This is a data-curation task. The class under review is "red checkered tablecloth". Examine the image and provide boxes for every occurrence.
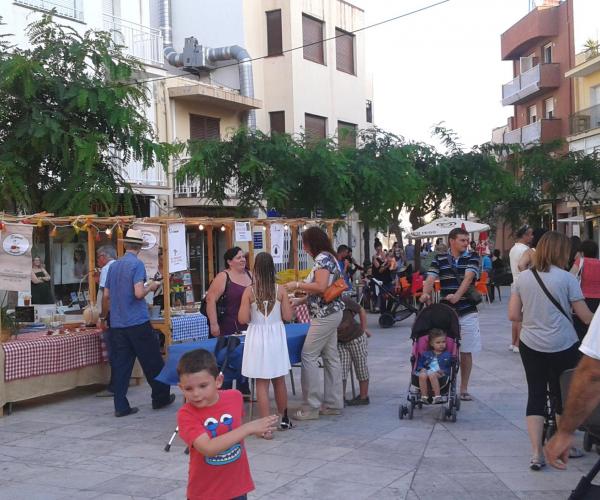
[2,329,106,382]
[294,304,311,324]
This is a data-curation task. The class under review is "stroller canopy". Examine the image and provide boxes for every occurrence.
[411,303,460,341]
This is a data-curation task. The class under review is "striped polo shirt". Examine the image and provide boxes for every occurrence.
[427,251,480,316]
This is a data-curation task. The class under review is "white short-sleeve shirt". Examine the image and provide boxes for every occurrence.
[581,309,600,360]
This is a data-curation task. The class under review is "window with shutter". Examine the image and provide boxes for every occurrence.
[335,28,355,75]
[305,113,327,142]
[337,121,357,148]
[269,111,285,134]
[303,14,325,65]
[190,114,221,140]
[266,10,283,56]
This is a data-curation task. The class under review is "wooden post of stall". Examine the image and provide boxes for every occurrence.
[291,224,299,281]
[247,225,254,270]
[265,222,271,257]
[116,222,124,257]
[327,221,334,242]
[225,223,233,249]
[161,224,172,346]
[207,226,215,282]
[87,225,97,306]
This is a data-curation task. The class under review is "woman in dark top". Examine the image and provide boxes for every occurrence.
[372,238,392,312]
[31,256,53,304]
[205,247,253,337]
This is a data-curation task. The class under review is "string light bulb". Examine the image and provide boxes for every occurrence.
[283,224,289,231]
[220,225,226,232]
[303,224,308,230]
[198,224,204,231]
[105,228,112,237]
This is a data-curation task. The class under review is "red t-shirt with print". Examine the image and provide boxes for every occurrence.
[177,389,254,500]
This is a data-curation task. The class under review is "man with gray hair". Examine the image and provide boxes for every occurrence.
[103,229,174,417]
[96,245,117,397]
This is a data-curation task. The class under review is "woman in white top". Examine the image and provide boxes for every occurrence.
[509,231,594,471]
[239,252,293,438]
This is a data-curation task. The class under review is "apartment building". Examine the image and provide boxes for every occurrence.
[497,0,574,147]
[2,0,171,215]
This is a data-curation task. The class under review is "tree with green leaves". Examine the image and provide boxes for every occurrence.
[0,15,178,215]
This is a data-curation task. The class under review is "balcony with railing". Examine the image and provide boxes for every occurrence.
[119,158,167,188]
[15,0,83,21]
[502,118,562,146]
[570,104,600,136]
[502,63,560,106]
[103,14,162,66]
[174,159,239,205]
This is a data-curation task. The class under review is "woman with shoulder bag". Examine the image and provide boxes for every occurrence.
[285,227,345,420]
[205,247,253,338]
[509,232,594,471]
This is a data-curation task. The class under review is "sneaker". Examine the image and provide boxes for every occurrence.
[529,456,546,471]
[115,407,139,418]
[319,407,342,416]
[152,394,176,410]
[420,396,430,405]
[279,415,293,430]
[95,389,114,398]
[291,407,320,421]
[512,346,520,353]
[345,396,370,406]
[432,396,443,404]
[508,344,515,351]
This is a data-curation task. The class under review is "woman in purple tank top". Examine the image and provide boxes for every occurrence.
[205,247,253,337]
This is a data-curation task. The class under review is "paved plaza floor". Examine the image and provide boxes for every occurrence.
[0,296,598,499]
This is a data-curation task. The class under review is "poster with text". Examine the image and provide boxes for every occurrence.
[0,223,33,292]
[133,223,161,279]
[167,223,188,273]
[270,224,284,264]
[235,221,252,242]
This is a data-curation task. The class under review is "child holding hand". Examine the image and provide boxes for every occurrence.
[177,349,278,500]
[415,329,452,404]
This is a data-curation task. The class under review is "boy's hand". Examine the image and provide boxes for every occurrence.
[246,415,279,436]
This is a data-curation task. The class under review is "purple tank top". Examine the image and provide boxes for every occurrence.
[218,274,249,335]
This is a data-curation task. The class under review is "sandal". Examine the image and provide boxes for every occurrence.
[569,447,584,458]
[529,456,546,471]
[279,414,294,431]
[460,393,473,401]
[432,396,443,405]
[420,396,429,405]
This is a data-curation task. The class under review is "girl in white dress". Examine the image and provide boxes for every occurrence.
[239,253,293,438]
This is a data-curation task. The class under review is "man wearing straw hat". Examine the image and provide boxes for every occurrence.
[103,229,175,417]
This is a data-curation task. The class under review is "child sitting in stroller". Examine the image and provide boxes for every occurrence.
[415,329,453,405]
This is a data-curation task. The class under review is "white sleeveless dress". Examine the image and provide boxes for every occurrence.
[241,288,291,379]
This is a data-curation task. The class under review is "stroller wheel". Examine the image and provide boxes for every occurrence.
[378,313,395,328]
[399,405,406,420]
[408,403,414,420]
[450,407,457,423]
[455,395,461,411]
[584,431,593,452]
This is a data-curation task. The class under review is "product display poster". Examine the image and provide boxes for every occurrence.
[0,223,33,292]
[167,222,188,273]
[235,221,252,242]
[270,224,284,264]
[133,223,161,279]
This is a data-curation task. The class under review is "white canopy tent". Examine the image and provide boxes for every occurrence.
[407,217,490,239]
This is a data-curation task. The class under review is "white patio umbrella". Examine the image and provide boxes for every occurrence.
[407,217,490,239]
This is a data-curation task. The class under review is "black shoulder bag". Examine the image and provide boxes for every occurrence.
[530,268,571,322]
[200,271,231,324]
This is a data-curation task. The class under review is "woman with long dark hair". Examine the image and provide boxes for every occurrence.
[509,231,594,471]
[285,227,344,420]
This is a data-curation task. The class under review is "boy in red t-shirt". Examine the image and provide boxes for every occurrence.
[177,349,278,500]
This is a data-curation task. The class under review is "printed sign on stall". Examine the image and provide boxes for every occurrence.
[270,224,284,264]
[0,223,33,292]
[235,221,252,242]
[167,223,188,273]
[133,223,161,279]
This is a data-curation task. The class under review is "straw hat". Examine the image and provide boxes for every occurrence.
[121,229,144,245]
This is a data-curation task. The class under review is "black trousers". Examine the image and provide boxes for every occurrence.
[519,340,580,416]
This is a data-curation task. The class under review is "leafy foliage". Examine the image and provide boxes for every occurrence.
[0,15,179,215]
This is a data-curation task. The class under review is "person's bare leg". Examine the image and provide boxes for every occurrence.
[271,376,288,415]
[512,321,521,347]
[428,373,441,396]
[418,372,428,398]
[255,379,270,418]
[527,415,545,459]
[358,380,369,399]
[460,352,472,394]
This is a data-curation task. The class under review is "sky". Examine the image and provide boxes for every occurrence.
[354,0,600,149]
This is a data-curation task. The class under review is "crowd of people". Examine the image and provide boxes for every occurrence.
[95,222,600,498]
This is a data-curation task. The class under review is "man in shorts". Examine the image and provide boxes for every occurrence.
[508,225,534,352]
[421,227,481,402]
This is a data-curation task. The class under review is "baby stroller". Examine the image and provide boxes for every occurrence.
[560,369,600,499]
[399,303,461,422]
[369,277,418,328]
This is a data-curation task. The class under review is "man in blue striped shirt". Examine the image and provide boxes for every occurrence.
[420,227,482,401]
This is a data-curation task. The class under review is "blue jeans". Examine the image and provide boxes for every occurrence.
[110,321,170,413]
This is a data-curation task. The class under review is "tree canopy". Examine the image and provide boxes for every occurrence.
[0,15,178,215]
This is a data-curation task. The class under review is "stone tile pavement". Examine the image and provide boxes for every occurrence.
[0,297,598,499]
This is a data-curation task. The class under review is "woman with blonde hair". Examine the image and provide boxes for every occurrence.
[509,231,594,471]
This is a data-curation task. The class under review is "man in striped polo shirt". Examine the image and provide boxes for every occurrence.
[420,227,481,401]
